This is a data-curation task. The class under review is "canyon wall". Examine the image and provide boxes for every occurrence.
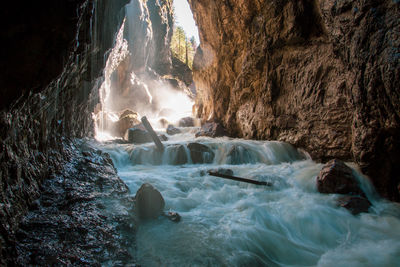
[189,0,400,201]
[0,0,130,263]
[1,0,177,263]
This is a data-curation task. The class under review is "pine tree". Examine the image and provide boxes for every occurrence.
[171,26,196,69]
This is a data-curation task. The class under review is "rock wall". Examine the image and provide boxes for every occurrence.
[105,0,176,113]
[0,0,129,264]
[189,0,400,201]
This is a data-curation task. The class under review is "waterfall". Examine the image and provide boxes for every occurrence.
[93,0,193,142]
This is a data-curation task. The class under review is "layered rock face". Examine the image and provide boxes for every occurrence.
[0,0,130,264]
[189,0,400,201]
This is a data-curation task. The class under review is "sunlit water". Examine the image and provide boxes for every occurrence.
[99,128,400,266]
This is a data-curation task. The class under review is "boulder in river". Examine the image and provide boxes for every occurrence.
[167,124,181,135]
[178,117,194,127]
[227,145,255,165]
[135,183,165,220]
[125,128,152,144]
[115,109,140,137]
[169,144,188,165]
[187,142,215,164]
[337,195,371,215]
[316,159,365,196]
[195,122,226,138]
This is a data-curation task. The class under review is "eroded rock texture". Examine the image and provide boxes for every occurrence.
[189,0,400,201]
[14,140,135,266]
[0,0,130,264]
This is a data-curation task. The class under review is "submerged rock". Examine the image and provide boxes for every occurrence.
[164,211,181,223]
[169,144,188,165]
[316,159,364,196]
[167,124,181,135]
[187,142,215,164]
[178,117,194,127]
[195,122,226,138]
[135,183,165,220]
[337,195,371,215]
[227,145,255,165]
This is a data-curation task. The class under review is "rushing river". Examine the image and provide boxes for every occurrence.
[99,127,400,266]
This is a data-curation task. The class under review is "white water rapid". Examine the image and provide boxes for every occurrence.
[99,128,400,266]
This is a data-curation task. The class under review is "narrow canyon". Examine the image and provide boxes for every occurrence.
[0,0,399,265]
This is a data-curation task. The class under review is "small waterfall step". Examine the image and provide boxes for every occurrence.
[124,138,308,166]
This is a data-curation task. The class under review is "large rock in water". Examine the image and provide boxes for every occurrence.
[195,122,226,138]
[337,195,371,215]
[188,0,400,202]
[317,159,371,214]
[187,142,215,164]
[125,128,152,143]
[115,110,140,138]
[178,117,195,127]
[169,144,188,165]
[167,124,181,135]
[316,159,364,195]
[135,183,165,220]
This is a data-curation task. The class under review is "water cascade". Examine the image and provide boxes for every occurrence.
[94,0,194,141]
[98,128,400,266]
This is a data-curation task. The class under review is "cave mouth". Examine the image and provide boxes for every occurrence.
[94,0,198,141]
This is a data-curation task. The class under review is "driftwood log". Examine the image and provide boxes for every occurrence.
[141,116,164,152]
[207,171,271,186]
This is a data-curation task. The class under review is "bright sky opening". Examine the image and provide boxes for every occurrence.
[173,0,200,44]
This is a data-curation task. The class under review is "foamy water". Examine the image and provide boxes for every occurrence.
[99,128,400,266]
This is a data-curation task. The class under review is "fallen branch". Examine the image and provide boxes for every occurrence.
[141,116,164,152]
[207,171,272,186]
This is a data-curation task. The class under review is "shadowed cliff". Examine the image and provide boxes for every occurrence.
[189,0,400,201]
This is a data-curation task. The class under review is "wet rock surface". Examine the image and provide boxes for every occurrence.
[116,110,141,137]
[135,183,165,220]
[189,0,400,201]
[178,117,195,127]
[337,195,371,215]
[227,145,256,165]
[317,159,371,215]
[167,124,182,135]
[0,1,130,264]
[317,159,364,196]
[126,128,153,144]
[13,140,135,266]
[195,122,227,138]
[187,143,215,164]
[170,144,188,165]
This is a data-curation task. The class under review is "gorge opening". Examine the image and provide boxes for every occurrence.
[1,0,399,266]
[94,0,198,142]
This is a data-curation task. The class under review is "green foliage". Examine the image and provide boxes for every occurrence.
[171,26,196,69]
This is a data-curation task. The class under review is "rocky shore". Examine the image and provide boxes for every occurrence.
[13,140,136,266]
